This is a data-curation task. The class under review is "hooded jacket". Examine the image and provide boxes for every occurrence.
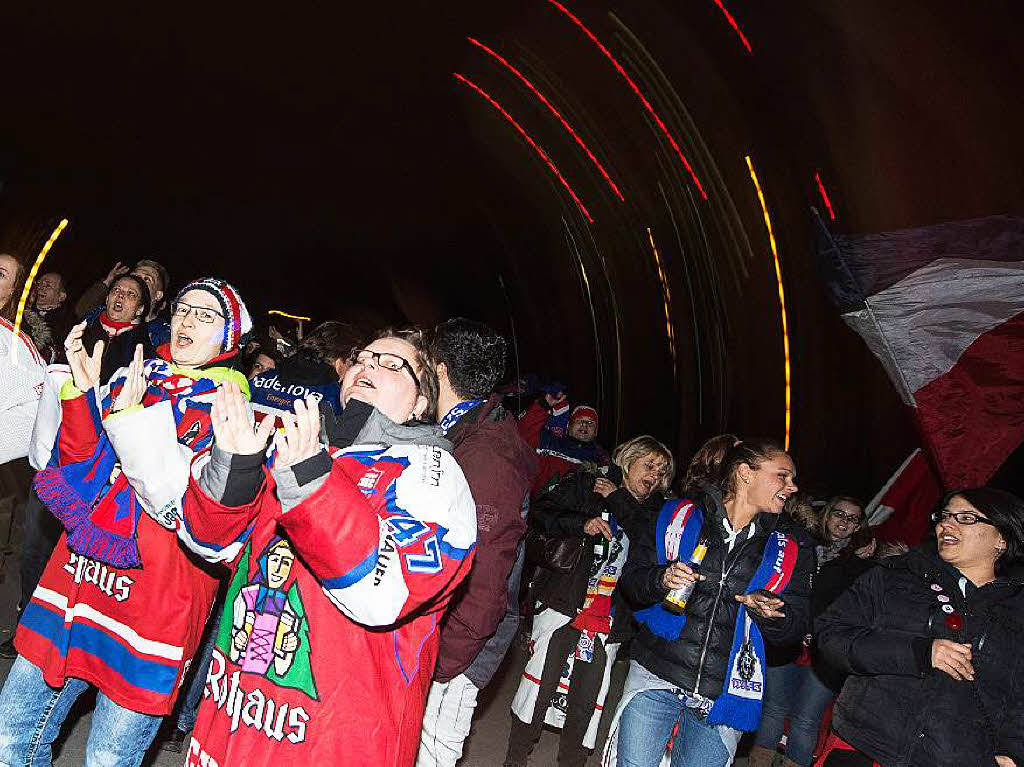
[816,547,1024,767]
[433,394,538,683]
[620,484,813,699]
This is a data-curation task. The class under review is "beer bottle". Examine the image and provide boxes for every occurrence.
[662,538,709,614]
[594,510,611,560]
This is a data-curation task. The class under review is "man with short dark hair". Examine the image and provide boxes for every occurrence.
[25,272,73,362]
[417,318,537,767]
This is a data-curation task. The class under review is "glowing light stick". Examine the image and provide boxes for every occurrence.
[11,218,69,365]
[268,310,312,322]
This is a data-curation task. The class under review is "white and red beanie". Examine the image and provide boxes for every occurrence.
[569,405,598,427]
[174,278,252,354]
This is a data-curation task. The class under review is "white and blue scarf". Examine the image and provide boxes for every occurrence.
[439,399,485,435]
[634,498,800,731]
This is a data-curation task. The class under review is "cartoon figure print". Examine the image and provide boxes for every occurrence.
[229,537,302,676]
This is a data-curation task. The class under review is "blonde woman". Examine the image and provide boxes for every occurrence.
[506,436,674,767]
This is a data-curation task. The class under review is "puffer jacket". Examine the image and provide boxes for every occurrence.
[620,484,813,700]
[531,465,664,643]
[815,547,1024,767]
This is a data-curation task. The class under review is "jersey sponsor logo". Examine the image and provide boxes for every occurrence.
[357,468,383,496]
[425,446,443,487]
[63,552,134,602]
[205,647,310,745]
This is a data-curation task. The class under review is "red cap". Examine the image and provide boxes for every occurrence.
[569,405,598,426]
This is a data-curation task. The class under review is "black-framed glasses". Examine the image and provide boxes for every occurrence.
[931,510,997,527]
[172,301,224,324]
[829,508,863,524]
[349,348,420,390]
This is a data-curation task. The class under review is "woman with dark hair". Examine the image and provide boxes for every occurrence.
[79,273,156,385]
[505,435,674,767]
[814,487,1024,767]
[607,436,814,767]
[173,326,477,767]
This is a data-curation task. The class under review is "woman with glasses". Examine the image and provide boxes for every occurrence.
[0,278,253,767]
[505,435,674,767]
[751,495,871,767]
[170,327,476,767]
[814,487,1024,767]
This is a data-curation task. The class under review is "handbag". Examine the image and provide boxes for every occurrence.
[525,527,586,574]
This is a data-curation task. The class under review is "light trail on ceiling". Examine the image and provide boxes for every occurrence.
[646,227,677,370]
[815,172,837,220]
[543,0,708,200]
[746,155,791,451]
[468,37,625,202]
[453,72,594,223]
[710,0,752,53]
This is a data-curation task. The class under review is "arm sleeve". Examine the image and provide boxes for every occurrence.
[0,334,44,462]
[531,473,599,536]
[55,382,103,464]
[756,538,814,646]
[517,400,547,450]
[620,523,670,608]
[815,566,928,677]
[278,445,477,628]
[434,449,528,682]
[996,670,1024,766]
[175,449,269,564]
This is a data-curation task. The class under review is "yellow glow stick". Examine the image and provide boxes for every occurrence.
[11,218,69,365]
[268,309,312,322]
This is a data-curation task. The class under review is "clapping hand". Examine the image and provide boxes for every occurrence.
[111,345,147,412]
[274,394,324,469]
[65,321,104,392]
[211,381,275,456]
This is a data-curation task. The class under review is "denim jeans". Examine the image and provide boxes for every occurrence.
[0,655,161,767]
[18,487,62,615]
[754,663,835,766]
[173,599,224,734]
[616,687,737,767]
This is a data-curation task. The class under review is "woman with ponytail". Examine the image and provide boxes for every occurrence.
[607,436,814,767]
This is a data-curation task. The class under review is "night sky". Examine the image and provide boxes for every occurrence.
[2,2,1022,497]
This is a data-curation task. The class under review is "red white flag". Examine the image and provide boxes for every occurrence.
[866,449,943,544]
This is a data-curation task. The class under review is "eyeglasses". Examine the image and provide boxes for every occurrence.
[172,301,224,324]
[829,509,863,524]
[349,348,420,390]
[931,510,997,527]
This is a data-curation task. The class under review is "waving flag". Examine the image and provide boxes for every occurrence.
[814,212,1024,489]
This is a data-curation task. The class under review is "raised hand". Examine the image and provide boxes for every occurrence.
[111,345,147,412]
[65,321,104,391]
[104,261,130,286]
[274,394,323,469]
[211,381,274,456]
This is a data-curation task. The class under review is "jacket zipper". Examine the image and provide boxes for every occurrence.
[693,536,752,694]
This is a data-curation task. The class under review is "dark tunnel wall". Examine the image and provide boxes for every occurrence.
[1,2,1021,499]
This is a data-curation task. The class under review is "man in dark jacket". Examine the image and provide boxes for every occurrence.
[416,319,538,767]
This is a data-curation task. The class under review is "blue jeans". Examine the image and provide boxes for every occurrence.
[0,656,161,767]
[754,663,835,766]
[616,688,734,767]
[173,600,224,733]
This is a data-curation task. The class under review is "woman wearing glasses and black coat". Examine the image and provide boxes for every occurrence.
[814,487,1024,767]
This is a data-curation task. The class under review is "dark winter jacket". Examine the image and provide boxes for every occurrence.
[434,395,538,683]
[815,547,1024,767]
[621,485,813,700]
[82,315,155,385]
[531,465,665,643]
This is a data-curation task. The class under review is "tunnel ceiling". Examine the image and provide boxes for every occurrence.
[1,1,1021,497]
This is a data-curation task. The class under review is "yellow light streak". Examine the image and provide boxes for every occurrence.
[745,156,791,451]
[11,218,69,365]
[646,227,677,366]
[268,310,311,322]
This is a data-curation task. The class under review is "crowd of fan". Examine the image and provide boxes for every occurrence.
[0,254,1021,767]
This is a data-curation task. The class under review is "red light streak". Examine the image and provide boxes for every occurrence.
[543,0,707,200]
[710,0,752,54]
[453,72,594,223]
[814,172,837,221]
[468,38,625,203]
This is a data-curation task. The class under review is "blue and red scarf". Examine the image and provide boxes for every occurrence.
[34,358,245,568]
[634,498,799,731]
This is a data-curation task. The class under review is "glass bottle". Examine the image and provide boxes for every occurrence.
[663,538,709,614]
